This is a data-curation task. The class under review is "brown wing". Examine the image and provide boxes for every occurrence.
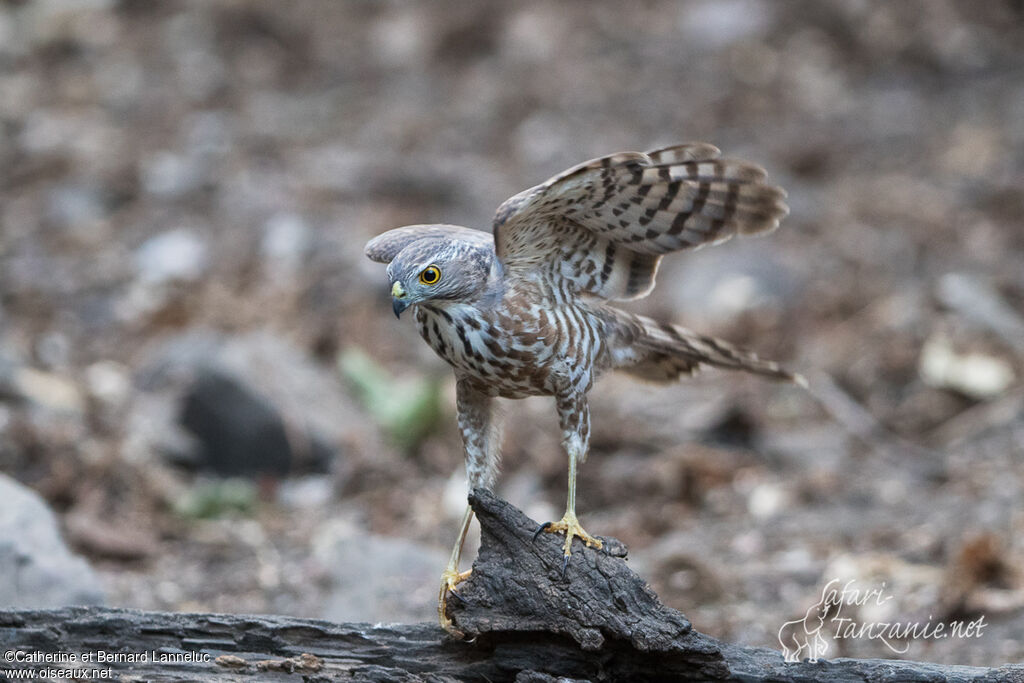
[492,143,788,300]
[364,224,493,264]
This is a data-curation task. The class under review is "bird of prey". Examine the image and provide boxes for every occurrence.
[364,143,798,633]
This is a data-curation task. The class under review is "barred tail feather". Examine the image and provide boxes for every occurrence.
[603,309,800,383]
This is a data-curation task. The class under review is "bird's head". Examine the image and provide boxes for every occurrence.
[385,236,491,318]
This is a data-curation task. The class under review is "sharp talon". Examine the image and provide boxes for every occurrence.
[438,568,472,636]
[533,512,603,571]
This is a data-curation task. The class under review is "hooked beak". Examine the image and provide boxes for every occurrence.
[391,281,410,318]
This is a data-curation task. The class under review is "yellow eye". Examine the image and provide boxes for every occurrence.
[419,265,441,285]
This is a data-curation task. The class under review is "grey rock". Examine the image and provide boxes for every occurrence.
[134,228,209,285]
[178,368,293,477]
[139,152,207,199]
[277,475,334,510]
[261,212,311,275]
[0,473,105,608]
[45,183,109,242]
[182,110,233,160]
[178,367,332,477]
[34,331,71,371]
[6,0,115,52]
[135,331,366,476]
[162,11,226,103]
[8,367,85,415]
[312,518,446,623]
[677,0,771,49]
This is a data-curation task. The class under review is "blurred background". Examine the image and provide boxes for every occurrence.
[1,0,1022,666]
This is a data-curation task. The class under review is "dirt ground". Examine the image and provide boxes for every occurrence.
[1,0,1022,668]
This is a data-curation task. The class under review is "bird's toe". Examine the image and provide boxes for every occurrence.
[438,568,472,636]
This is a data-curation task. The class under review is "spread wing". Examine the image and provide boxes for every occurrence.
[364,224,493,264]
[492,143,788,300]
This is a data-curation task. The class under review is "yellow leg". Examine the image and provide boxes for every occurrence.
[438,505,474,635]
[537,450,603,559]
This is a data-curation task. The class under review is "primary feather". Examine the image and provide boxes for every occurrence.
[492,143,788,301]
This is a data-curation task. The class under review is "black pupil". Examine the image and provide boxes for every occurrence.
[424,269,437,282]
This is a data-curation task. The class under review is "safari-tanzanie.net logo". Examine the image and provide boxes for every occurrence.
[778,578,987,662]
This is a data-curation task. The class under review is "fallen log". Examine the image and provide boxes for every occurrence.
[0,489,1020,682]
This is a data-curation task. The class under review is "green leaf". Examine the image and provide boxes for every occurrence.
[339,347,445,451]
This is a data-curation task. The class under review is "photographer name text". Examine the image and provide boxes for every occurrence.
[5,650,211,665]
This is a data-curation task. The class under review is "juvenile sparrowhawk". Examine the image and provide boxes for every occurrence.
[364,143,799,633]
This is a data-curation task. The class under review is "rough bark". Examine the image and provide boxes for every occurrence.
[1,489,1020,682]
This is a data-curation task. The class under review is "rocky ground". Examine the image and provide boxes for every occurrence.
[1,0,1022,667]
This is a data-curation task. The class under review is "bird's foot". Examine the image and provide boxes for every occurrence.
[533,511,603,568]
[437,567,472,636]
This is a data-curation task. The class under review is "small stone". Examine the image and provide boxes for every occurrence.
[261,212,311,275]
[278,476,334,510]
[179,369,294,478]
[183,110,232,158]
[919,336,1015,400]
[215,655,248,669]
[163,11,226,103]
[677,0,770,49]
[64,511,156,561]
[35,331,71,370]
[370,10,429,67]
[12,0,116,49]
[13,367,85,415]
[747,481,791,519]
[0,473,105,608]
[45,184,109,243]
[85,360,131,407]
[134,228,209,284]
[312,519,447,623]
[136,331,359,478]
[139,152,205,198]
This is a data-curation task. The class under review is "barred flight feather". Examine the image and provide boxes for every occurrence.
[494,143,788,301]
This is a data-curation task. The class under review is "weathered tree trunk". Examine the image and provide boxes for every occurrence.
[1,489,1020,682]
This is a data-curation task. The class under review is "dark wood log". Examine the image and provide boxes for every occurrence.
[1,489,1020,682]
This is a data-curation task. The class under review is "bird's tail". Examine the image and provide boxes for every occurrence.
[601,308,802,384]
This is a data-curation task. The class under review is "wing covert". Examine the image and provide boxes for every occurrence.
[492,143,788,300]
